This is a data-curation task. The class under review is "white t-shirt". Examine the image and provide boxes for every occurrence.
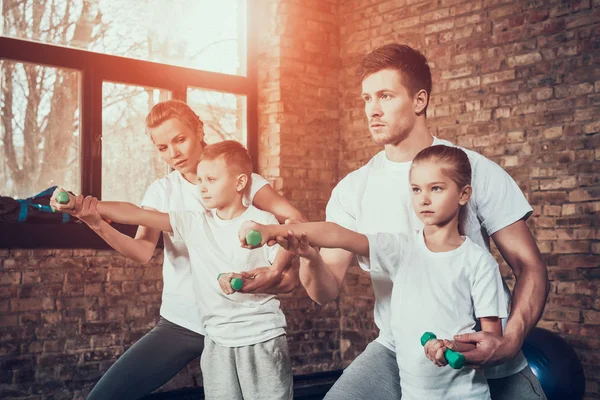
[361,231,507,399]
[168,205,286,347]
[326,136,532,379]
[141,171,269,335]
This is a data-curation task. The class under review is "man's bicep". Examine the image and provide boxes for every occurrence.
[320,247,356,286]
[491,220,544,277]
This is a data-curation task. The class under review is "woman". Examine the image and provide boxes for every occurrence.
[69,100,303,400]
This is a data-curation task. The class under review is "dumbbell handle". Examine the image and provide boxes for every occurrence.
[217,274,244,291]
[420,332,465,369]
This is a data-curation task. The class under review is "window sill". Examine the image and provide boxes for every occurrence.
[0,222,163,249]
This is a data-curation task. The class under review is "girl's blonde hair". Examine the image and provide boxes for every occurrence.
[145,100,207,147]
[411,145,472,235]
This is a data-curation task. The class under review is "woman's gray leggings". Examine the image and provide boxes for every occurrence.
[87,317,204,400]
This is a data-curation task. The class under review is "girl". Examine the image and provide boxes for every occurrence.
[67,100,303,400]
[240,145,507,400]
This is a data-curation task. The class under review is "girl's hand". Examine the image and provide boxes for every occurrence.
[424,338,456,367]
[277,231,320,261]
[238,220,269,248]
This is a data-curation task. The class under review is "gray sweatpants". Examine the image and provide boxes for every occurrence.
[201,334,293,400]
[87,317,204,400]
[324,341,547,400]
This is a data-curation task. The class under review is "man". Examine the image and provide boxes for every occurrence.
[287,44,548,399]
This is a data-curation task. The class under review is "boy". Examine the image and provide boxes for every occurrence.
[52,141,293,400]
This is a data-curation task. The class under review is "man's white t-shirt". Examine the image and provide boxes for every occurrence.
[326,137,532,379]
[141,171,268,335]
[168,206,286,347]
[361,231,507,399]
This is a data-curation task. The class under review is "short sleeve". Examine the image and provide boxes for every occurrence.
[325,176,358,230]
[469,153,533,236]
[141,179,166,210]
[248,173,270,204]
[470,251,508,319]
[360,232,411,280]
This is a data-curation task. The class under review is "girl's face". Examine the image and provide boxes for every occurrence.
[149,118,205,176]
[410,161,470,228]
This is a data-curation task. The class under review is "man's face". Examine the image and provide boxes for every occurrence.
[196,157,240,209]
[361,69,418,145]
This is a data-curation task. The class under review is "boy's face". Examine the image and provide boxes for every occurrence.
[196,157,243,209]
[409,162,469,228]
[149,118,204,176]
[361,69,418,146]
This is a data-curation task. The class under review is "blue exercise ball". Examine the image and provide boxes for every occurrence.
[522,327,585,400]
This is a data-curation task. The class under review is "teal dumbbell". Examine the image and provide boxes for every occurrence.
[420,332,465,369]
[245,230,262,247]
[217,273,244,291]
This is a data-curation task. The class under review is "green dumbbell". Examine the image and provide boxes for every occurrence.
[245,230,262,247]
[56,190,70,204]
[420,332,465,369]
[217,273,244,291]
[51,190,70,213]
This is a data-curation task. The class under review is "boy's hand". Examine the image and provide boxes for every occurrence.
[424,338,456,367]
[238,220,269,248]
[217,272,244,295]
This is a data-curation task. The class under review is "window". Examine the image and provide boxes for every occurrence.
[0,0,257,248]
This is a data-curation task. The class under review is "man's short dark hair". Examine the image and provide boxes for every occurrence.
[358,43,432,114]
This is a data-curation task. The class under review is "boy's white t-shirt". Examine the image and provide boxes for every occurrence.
[141,171,268,335]
[361,231,507,399]
[168,205,286,347]
[326,137,532,379]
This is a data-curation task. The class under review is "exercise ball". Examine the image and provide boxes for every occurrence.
[522,327,585,400]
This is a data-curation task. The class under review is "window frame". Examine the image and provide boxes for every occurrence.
[0,5,258,249]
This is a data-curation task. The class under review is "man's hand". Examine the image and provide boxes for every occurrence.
[453,331,519,367]
[238,265,297,295]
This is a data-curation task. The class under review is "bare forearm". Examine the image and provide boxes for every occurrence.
[298,253,344,305]
[504,265,548,345]
[90,220,157,264]
[97,201,172,232]
[266,222,368,256]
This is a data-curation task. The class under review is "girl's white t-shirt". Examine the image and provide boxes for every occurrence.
[361,230,507,400]
[141,171,268,335]
[326,137,532,379]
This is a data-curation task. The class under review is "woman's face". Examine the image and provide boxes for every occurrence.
[149,118,205,175]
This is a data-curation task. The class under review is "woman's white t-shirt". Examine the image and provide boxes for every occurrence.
[141,171,268,335]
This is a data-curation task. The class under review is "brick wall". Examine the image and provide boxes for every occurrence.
[256,0,343,374]
[338,0,600,398]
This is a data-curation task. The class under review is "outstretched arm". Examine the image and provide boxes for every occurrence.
[51,189,173,233]
[239,221,369,257]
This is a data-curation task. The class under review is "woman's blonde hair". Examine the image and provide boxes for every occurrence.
[145,100,207,146]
